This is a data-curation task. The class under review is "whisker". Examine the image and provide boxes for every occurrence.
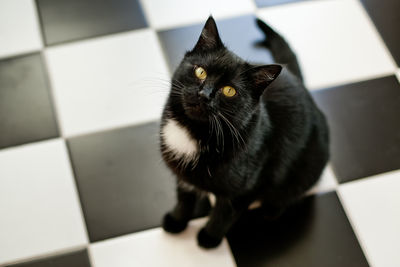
[214,114,225,154]
[218,112,247,153]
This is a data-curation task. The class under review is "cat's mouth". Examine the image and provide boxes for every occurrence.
[183,102,209,121]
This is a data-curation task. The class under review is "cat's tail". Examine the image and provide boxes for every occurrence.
[256,18,303,82]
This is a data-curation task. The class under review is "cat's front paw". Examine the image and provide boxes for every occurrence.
[162,213,188,234]
[197,228,222,249]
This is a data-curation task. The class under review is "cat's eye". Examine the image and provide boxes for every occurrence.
[194,66,207,80]
[222,86,236,97]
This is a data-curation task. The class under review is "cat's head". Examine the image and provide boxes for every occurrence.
[171,16,281,125]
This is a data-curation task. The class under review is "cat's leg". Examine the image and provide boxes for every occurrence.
[163,186,210,233]
[197,197,245,248]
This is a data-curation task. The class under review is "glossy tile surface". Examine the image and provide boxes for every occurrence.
[90,218,236,267]
[361,0,400,66]
[0,53,59,149]
[0,0,42,59]
[68,122,176,242]
[7,249,91,267]
[141,0,255,30]
[339,170,400,267]
[257,0,396,89]
[45,29,169,137]
[0,139,88,265]
[312,76,400,182]
[228,192,369,267]
[37,0,147,45]
[255,0,308,8]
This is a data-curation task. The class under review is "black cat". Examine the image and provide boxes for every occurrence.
[159,16,329,249]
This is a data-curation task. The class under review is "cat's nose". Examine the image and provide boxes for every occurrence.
[198,88,212,100]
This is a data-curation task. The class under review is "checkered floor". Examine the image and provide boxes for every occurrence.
[0,0,399,266]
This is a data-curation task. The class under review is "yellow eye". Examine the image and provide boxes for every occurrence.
[222,86,236,97]
[194,66,207,80]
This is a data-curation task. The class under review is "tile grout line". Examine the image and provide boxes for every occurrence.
[42,27,150,49]
[64,118,161,140]
[0,244,88,267]
[307,72,398,91]
[0,0,43,61]
[153,11,257,32]
[33,0,66,139]
[40,49,65,138]
[335,187,374,267]
[139,0,258,32]
[141,0,259,31]
[33,0,47,48]
[137,0,153,29]
[0,48,42,62]
[354,0,398,72]
[86,245,96,267]
[63,139,92,245]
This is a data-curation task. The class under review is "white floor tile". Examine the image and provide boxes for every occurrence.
[307,165,338,195]
[140,0,256,30]
[0,0,42,59]
[45,29,170,137]
[89,218,236,267]
[0,139,88,265]
[257,0,397,90]
[338,170,400,267]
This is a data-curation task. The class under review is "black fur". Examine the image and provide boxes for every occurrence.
[160,16,329,248]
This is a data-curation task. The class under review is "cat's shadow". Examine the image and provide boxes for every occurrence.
[227,195,316,263]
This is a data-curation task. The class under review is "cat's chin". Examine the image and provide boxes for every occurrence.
[185,110,209,122]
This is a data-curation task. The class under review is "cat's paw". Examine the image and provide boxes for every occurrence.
[197,228,222,249]
[162,213,188,233]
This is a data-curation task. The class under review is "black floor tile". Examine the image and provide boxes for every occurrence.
[67,122,176,242]
[312,76,400,183]
[0,53,59,149]
[36,0,148,45]
[158,15,274,72]
[361,0,400,66]
[228,192,369,267]
[7,249,91,267]
[255,0,308,8]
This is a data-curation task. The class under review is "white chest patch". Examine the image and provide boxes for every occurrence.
[161,119,199,163]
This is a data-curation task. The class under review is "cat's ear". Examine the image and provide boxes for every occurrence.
[192,16,223,51]
[250,64,282,93]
